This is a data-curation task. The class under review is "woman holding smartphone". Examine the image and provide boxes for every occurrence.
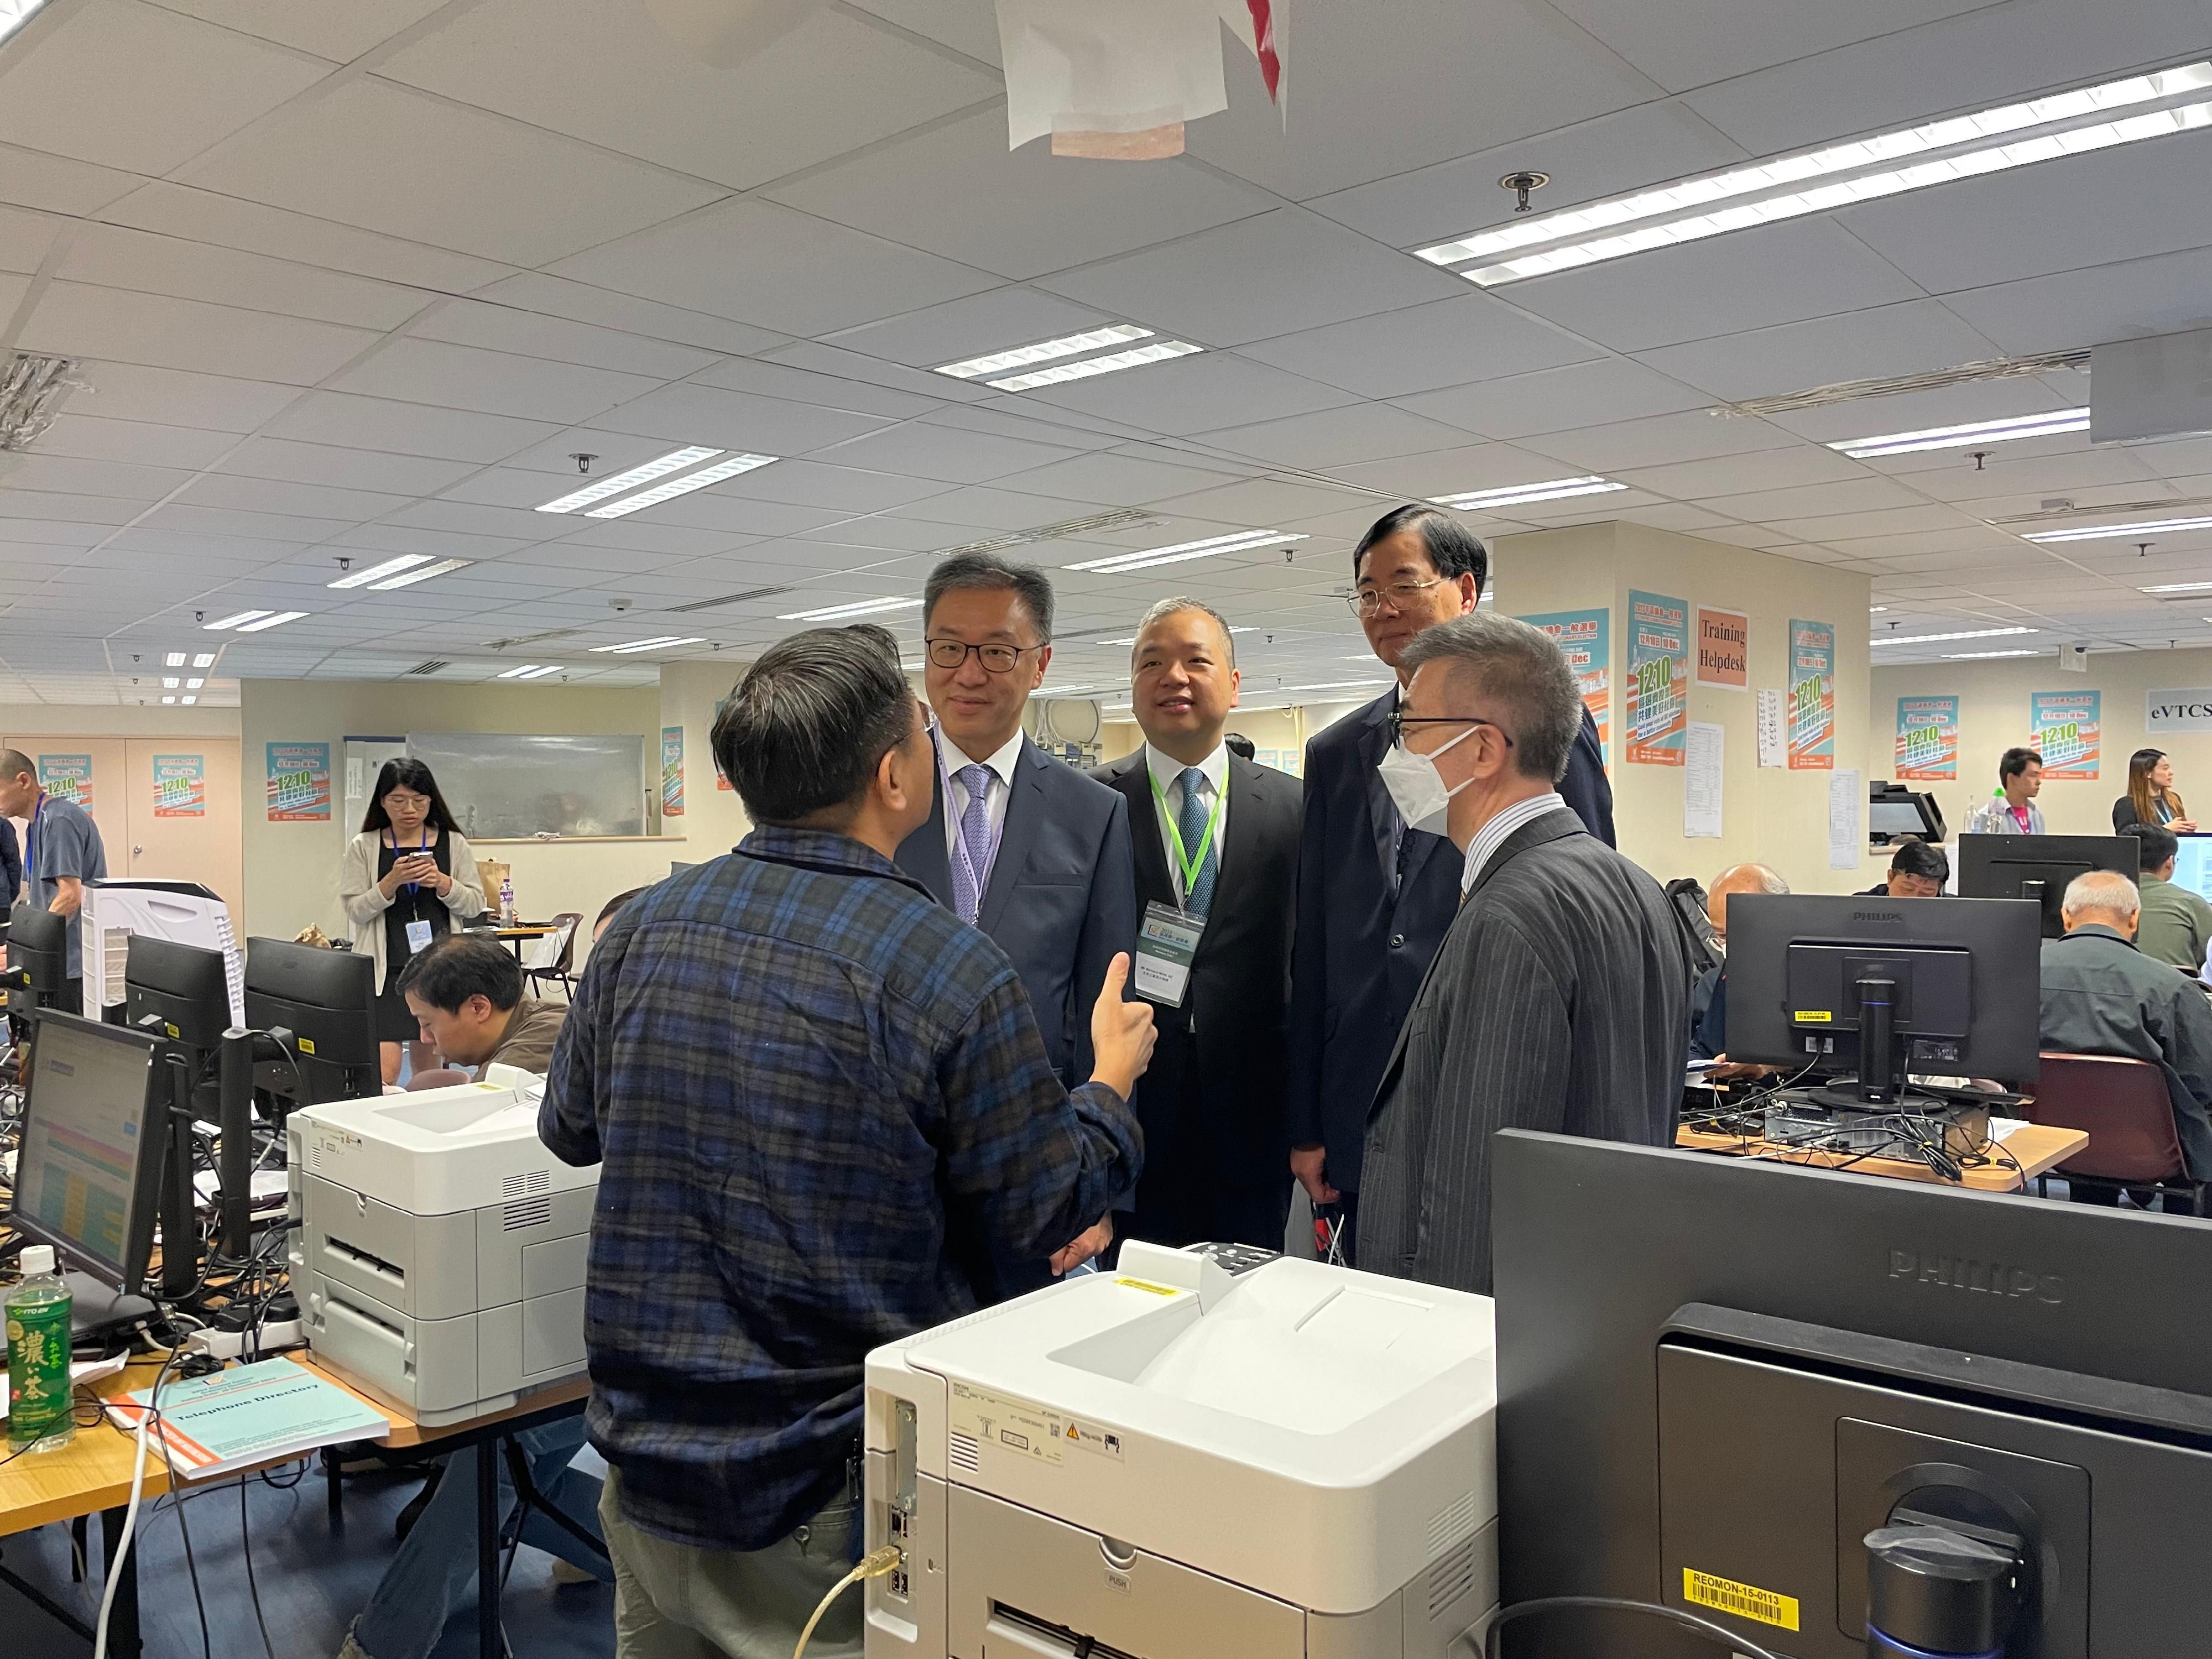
[340,759,487,1084]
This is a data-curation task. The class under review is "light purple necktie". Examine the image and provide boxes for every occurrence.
[951,763,994,924]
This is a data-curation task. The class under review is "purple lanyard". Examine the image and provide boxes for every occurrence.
[936,734,1006,904]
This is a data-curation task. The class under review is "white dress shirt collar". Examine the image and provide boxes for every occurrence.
[1144,741,1227,800]
[1460,791,1568,896]
[946,727,1026,788]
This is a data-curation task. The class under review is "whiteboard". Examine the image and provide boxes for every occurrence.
[344,733,648,839]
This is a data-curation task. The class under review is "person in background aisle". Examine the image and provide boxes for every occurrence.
[1964,747,2044,836]
[1359,614,1688,1295]
[340,759,488,1086]
[1090,599,1301,1251]
[0,811,19,911]
[543,625,1147,1659]
[896,550,1138,1289]
[337,893,648,1659]
[2121,822,2212,975]
[1688,862,1788,1074]
[0,748,107,1014]
[1223,732,1256,760]
[1286,505,1613,1261]
[2116,747,2196,834]
[399,932,568,1074]
[1859,837,1949,898]
[2039,870,2212,1209]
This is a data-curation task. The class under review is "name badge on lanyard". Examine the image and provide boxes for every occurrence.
[1134,901,1203,1006]
[404,918,434,955]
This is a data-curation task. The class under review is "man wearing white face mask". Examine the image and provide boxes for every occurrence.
[1357,613,1689,1296]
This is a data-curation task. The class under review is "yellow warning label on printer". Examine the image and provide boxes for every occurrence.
[1113,1277,1184,1297]
[1793,1010,1833,1024]
[1682,1568,1799,1631]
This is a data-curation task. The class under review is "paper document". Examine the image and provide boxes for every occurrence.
[1684,722,1724,838]
[1829,769,1862,870]
[105,1357,390,1480]
[1757,689,1786,767]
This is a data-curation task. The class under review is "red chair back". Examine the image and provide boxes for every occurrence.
[2027,1052,2188,1183]
[406,1066,472,1092]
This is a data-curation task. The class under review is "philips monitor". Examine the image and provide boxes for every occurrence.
[1492,1130,2212,1658]
[242,937,379,1107]
[1957,832,2138,939]
[124,933,231,1056]
[6,1013,165,1296]
[6,902,67,1016]
[1724,893,2041,1099]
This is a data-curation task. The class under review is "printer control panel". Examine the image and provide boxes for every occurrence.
[1186,1241,1279,1276]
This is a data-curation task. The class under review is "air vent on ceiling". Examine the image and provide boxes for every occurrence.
[1718,349,2091,418]
[404,660,449,676]
[1990,494,2212,527]
[669,585,793,613]
[1,352,82,451]
[933,508,1159,561]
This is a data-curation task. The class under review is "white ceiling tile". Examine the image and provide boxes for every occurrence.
[1238,296,1600,400]
[214,437,478,497]
[28,414,239,471]
[264,392,560,462]
[1136,477,1368,529]
[766,107,1274,281]
[0,491,143,527]
[467,274,790,357]
[1611,502,1737,534]
[587,382,899,455]
[1551,0,1985,94]
[379,500,566,541]
[1762,375,2084,445]
[0,140,143,217]
[0,204,64,275]
[1901,446,2160,504]
[55,221,432,330]
[149,0,453,61]
[436,468,590,510]
[178,79,726,267]
[328,338,663,423]
[1519,409,1798,472]
[403,299,721,379]
[1193,403,1480,471]
[1035,208,1467,349]
[1326,441,1594,500]
[1186,0,1659,200]
[808,421,1081,484]
[898,486,1125,531]
[707,460,953,515]
[760,340,998,404]
[1635,299,2003,404]
[843,0,1001,64]
[1016,350,1358,437]
[382,0,997,190]
[1613,445,1871,500]
[0,0,328,174]
[64,361,302,432]
[549,521,769,557]
[18,282,380,384]
[1940,246,2212,358]
[135,502,359,542]
[0,452,191,500]
[823,286,1122,372]
[1698,476,1928,521]
[1768,504,1989,541]
[992,451,1249,508]
[1388,356,1714,443]
[685,358,945,421]
[553,197,998,338]
[613,494,854,539]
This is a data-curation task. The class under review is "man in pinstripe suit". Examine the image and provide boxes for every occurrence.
[1358,614,1689,1295]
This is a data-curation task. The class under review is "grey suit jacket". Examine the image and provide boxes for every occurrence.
[1358,808,1691,1295]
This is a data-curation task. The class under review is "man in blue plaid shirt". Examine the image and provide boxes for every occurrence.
[542,623,1152,1657]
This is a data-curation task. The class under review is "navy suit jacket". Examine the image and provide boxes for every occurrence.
[897,734,1138,1086]
[1286,690,1613,1194]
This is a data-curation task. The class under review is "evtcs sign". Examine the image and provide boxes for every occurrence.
[2147,688,2212,733]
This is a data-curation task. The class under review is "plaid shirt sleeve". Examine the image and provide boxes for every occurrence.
[540,920,611,1166]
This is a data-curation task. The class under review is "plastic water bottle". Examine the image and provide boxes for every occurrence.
[499,877,517,926]
[6,1245,75,1453]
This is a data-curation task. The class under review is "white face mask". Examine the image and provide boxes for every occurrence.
[1377,723,1480,835]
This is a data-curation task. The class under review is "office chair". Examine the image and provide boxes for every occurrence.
[2025,1051,2205,1215]
[523,913,582,1001]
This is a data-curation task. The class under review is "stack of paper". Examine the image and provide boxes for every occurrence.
[105,1358,390,1480]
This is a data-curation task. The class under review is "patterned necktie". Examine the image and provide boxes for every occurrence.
[951,763,994,924]
[1177,766,1219,919]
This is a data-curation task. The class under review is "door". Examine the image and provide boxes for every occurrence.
[123,739,244,926]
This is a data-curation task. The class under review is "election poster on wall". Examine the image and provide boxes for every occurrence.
[1893,697,1959,781]
[152,754,206,817]
[1787,619,1836,770]
[1626,591,1688,766]
[661,727,685,817]
[266,742,332,822]
[1520,607,1611,760]
[1694,606,1749,690]
[37,754,93,815]
[2032,690,2101,779]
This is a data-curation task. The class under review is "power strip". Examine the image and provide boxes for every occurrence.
[194,1318,304,1360]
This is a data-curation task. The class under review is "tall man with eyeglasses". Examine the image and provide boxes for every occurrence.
[1287,505,1613,1260]
[897,551,1138,1287]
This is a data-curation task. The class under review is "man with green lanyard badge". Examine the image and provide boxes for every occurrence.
[1092,599,1303,1251]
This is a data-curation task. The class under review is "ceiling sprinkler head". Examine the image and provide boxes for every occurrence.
[1499,170,1550,213]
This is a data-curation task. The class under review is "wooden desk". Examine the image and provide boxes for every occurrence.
[286,1353,590,1449]
[1677,1120,2090,1191]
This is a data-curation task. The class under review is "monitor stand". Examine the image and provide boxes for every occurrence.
[66,1271,157,1348]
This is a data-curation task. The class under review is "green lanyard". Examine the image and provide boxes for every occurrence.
[1148,765,1227,906]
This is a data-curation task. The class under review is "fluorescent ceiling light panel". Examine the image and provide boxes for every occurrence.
[1946,650,2042,659]
[192,653,217,668]
[1033,685,1113,698]
[584,452,777,519]
[1832,408,2091,458]
[160,695,176,705]
[162,677,180,688]
[185,678,204,688]
[934,325,1154,381]
[369,558,470,591]
[497,664,562,680]
[1432,476,1626,511]
[776,597,924,622]
[0,1,48,47]
[2143,581,2212,593]
[233,610,307,633]
[1418,60,2212,285]
[181,695,197,705]
[2027,514,2212,543]
[536,447,722,514]
[164,652,186,667]
[1872,626,2037,645]
[591,636,705,654]
[329,554,433,588]
[1066,529,1306,575]
[986,340,1203,393]
[204,609,273,630]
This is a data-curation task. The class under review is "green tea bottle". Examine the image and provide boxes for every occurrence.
[6,1245,75,1453]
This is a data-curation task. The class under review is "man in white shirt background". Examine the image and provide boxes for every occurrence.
[1091,599,1301,1251]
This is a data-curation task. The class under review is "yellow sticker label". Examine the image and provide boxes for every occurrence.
[298,1036,317,1055]
[164,1021,181,1039]
[1683,1568,1799,1631]
[1113,1277,1185,1297]
[1794,1010,1833,1024]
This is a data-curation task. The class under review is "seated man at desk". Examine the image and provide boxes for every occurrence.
[399,932,568,1074]
[1689,862,1787,1075]
[2121,822,2212,977]
[2039,870,2212,1207]
[1859,837,1948,898]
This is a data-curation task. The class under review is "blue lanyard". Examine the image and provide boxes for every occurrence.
[400,825,430,897]
[23,795,41,889]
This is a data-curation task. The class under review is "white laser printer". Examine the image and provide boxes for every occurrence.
[863,1240,1498,1659]
[288,1067,598,1426]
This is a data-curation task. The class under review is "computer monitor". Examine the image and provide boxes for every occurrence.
[6,1013,166,1295]
[2167,832,2212,904]
[1493,1131,2212,1658]
[242,937,379,1107]
[1867,780,1945,846]
[6,902,67,1017]
[1725,893,2042,1098]
[1957,831,2139,938]
[125,934,232,1057]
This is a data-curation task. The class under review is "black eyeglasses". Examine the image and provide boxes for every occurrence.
[1387,711,1513,750]
[925,638,1046,674]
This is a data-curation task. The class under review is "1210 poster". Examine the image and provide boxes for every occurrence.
[1787,619,1835,770]
[152,754,206,817]
[2033,690,2101,779]
[266,742,332,821]
[1519,608,1610,760]
[1626,591,1687,766]
[1894,697,1959,781]
[661,727,685,817]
